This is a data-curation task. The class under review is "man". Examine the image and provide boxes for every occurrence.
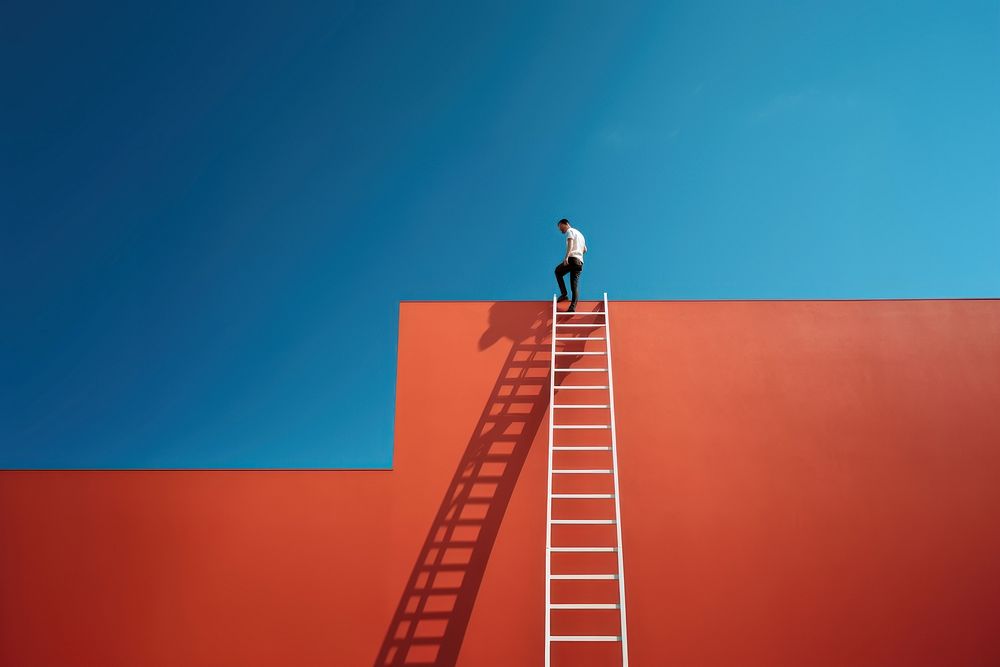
[554,218,586,312]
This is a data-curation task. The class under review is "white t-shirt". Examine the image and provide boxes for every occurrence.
[565,228,587,262]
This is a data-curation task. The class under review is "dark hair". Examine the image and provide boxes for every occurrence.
[557,218,570,226]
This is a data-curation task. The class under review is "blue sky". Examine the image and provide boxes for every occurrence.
[3,1,998,468]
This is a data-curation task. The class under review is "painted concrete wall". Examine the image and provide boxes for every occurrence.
[2,300,999,666]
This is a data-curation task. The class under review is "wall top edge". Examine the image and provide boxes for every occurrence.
[399,297,1000,304]
[0,468,396,473]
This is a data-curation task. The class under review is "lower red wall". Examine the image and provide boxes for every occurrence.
[2,300,999,666]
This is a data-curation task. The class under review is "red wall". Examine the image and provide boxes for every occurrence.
[2,300,999,666]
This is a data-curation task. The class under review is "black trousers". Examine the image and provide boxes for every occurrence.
[554,257,583,305]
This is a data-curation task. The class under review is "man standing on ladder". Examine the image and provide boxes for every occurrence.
[554,218,587,312]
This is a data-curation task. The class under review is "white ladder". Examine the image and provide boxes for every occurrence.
[545,292,629,666]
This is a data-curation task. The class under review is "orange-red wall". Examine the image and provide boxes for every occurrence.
[2,300,999,666]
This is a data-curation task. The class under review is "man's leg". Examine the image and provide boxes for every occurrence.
[569,260,582,309]
[555,262,570,298]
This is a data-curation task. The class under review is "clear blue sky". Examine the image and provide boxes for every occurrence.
[3,1,998,468]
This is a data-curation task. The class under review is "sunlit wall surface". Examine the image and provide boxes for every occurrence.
[2,300,998,666]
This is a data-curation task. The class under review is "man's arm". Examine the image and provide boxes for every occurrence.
[563,237,571,265]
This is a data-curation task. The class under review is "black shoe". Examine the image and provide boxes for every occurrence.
[567,304,576,312]
[557,294,569,303]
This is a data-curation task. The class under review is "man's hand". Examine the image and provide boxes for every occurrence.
[562,258,569,266]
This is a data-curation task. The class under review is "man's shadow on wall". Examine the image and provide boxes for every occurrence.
[373,302,600,666]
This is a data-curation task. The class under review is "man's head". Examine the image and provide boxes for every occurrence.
[557,218,570,233]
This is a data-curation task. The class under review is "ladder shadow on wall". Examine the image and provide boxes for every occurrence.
[374,302,604,666]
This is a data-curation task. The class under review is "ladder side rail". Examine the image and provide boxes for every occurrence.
[604,292,630,666]
[545,294,556,667]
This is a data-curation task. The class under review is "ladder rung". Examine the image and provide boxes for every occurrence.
[555,336,605,340]
[555,385,608,390]
[552,469,612,474]
[552,446,611,451]
[550,574,619,580]
[554,351,605,355]
[553,425,609,430]
[548,547,617,552]
[555,312,606,316]
[553,404,608,409]
[549,603,621,610]
[554,368,607,372]
[550,635,621,642]
[556,323,608,327]
[552,493,615,498]
[551,519,616,525]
